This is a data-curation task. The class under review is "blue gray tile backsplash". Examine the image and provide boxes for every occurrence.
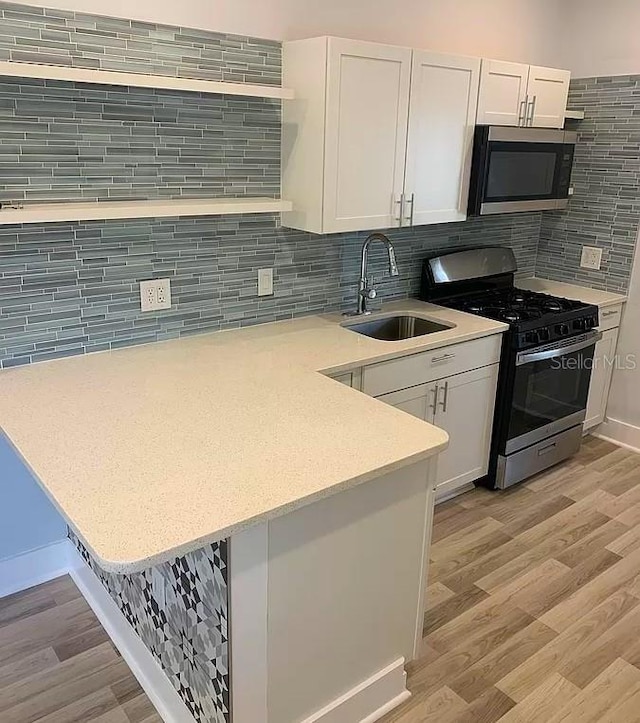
[0,212,540,367]
[0,1,281,85]
[537,76,640,292]
[0,80,280,203]
[0,2,638,371]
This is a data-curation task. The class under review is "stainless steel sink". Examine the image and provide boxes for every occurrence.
[343,315,452,341]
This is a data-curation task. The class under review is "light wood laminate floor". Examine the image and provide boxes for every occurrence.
[0,575,161,722]
[5,436,640,722]
[381,435,640,722]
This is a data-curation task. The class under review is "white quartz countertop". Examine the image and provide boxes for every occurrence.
[0,299,506,573]
[517,277,627,308]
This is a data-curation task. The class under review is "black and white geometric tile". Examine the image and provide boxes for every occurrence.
[69,530,230,723]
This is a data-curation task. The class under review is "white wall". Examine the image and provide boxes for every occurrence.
[13,0,563,66]
[605,229,640,432]
[0,433,67,561]
[558,0,640,78]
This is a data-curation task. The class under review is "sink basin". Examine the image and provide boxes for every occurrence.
[343,315,452,341]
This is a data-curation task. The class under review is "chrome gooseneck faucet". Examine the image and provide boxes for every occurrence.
[350,232,399,316]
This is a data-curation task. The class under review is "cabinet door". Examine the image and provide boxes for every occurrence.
[476,59,529,126]
[404,51,480,226]
[433,365,499,500]
[323,38,412,234]
[584,327,619,431]
[376,383,436,422]
[527,66,571,129]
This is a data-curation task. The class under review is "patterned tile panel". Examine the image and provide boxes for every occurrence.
[0,211,541,367]
[0,1,281,85]
[69,529,229,723]
[536,75,640,292]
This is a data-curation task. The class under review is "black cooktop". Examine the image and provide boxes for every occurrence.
[439,287,599,349]
[443,288,585,324]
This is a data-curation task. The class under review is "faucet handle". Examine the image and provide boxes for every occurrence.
[360,275,377,300]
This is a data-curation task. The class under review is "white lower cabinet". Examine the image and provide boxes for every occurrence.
[376,363,499,501]
[584,327,620,431]
[432,365,499,499]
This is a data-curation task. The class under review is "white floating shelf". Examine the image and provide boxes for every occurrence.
[0,197,293,225]
[565,109,585,120]
[0,61,295,100]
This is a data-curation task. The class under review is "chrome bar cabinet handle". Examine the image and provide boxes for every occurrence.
[394,193,404,227]
[527,95,537,126]
[404,192,415,226]
[518,98,527,126]
[429,384,438,414]
[438,380,449,412]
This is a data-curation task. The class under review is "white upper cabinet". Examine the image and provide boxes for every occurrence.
[323,39,412,234]
[404,51,480,226]
[281,37,480,234]
[476,60,529,127]
[477,60,570,129]
[527,65,572,128]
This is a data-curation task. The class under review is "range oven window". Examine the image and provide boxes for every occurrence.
[486,150,557,199]
[508,344,595,444]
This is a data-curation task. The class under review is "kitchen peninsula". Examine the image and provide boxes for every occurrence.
[0,300,504,723]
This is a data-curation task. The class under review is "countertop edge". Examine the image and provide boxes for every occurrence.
[78,434,449,574]
[1,299,502,574]
[517,276,628,308]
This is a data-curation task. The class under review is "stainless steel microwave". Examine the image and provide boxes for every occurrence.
[467,126,577,216]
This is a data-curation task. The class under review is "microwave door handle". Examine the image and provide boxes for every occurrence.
[516,331,602,366]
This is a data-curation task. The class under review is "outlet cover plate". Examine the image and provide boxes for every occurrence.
[257,268,274,297]
[140,278,172,312]
[580,246,603,271]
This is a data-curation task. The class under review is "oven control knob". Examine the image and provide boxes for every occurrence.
[573,318,586,331]
[538,328,550,342]
[526,331,540,345]
[555,323,570,336]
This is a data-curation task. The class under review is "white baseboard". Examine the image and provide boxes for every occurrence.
[593,417,640,454]
[67,544,195,723]
[0,539,70,598]
[300,658,411,723]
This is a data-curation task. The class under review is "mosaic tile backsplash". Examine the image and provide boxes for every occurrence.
[0,79,280,204]
[0,1,636,373]
[0,212,540,367]
[0,1,281,85]
[537,76,640,292]
[70,530,230,723]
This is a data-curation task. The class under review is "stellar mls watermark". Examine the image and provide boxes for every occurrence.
[551,354,637,371]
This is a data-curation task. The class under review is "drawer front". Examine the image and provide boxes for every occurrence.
[362,334,502,397]
[598,303,623,331]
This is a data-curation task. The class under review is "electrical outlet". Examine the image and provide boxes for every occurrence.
[140,278,172,312]
[257,268,274,297]
[580,246,603,271]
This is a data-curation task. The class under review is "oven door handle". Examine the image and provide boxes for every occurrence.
[516,331,602,366]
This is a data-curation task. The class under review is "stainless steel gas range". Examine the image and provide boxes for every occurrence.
[420,247,600,490]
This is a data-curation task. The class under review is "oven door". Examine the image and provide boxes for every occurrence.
[505,331,602,454]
